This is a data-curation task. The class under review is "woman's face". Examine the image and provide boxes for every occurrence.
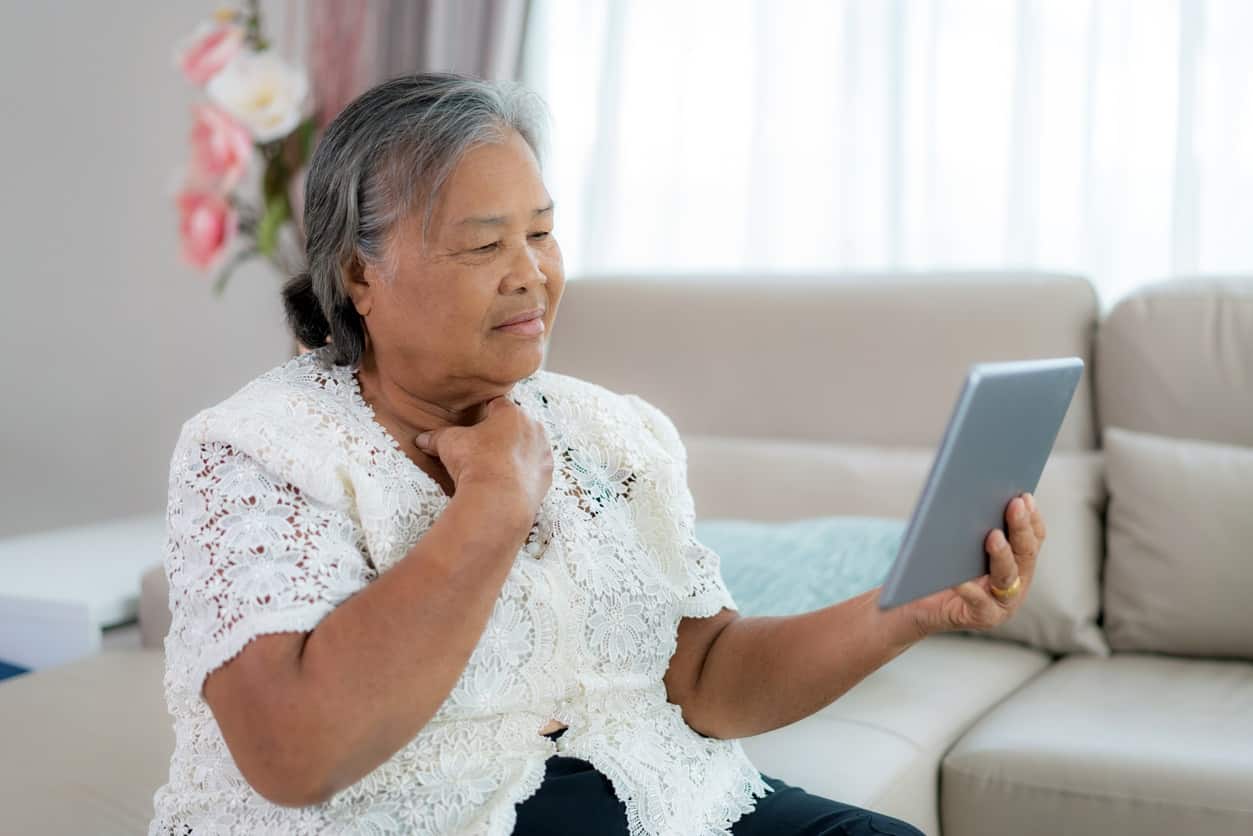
[351,128,565,403]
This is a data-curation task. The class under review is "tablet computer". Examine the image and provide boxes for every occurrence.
[877,357,1084,609]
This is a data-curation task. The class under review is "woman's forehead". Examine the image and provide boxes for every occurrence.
[435,189,553,237]
[438,135,545,210]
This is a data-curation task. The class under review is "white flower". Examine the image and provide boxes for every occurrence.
[207,50,309,143]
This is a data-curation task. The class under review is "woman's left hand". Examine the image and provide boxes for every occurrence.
[901,492,1047,637]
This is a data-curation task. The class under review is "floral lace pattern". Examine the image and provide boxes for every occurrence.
[150,346,771,835]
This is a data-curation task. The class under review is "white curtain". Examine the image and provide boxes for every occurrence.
[522,0,1253,311]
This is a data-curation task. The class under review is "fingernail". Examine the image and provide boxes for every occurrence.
[1027,493,1036,511]
[416,431,431,449]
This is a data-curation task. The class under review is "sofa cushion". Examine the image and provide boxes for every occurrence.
[1102,426,1253,659]
[686,435,1108,655]
[739,632,1051,836]
[1095,276,1253,448]
[0,649,172,834]
[941,653,1253,836]
[694,516,903,616]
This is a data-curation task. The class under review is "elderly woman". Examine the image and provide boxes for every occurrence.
[150,73,1046,836]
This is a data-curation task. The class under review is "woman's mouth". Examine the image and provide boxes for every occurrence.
[493,314,545,336]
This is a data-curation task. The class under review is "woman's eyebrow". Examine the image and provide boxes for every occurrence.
[456,201,555,227]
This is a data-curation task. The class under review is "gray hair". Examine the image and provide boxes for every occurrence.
[282,72,551,367]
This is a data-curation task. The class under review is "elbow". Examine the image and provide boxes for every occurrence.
[280,783,336,809]
[686,712,732,741]
[676,692,732,741]
[253,784,318,810]
[233,738,336,809]
[667,679,730,740]
[201,638,340,807]
[247,761,333,809]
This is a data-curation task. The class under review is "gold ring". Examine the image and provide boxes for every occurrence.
[989,576,1022,601]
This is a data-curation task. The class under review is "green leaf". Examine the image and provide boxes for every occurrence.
[211,246,261,298]
[262,154,287,205]
[297,115,318,162]
[256,194,289,257]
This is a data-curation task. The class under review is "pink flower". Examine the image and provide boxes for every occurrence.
[189,104,253,190]
[176,23,244,85]
[177,190,237,270]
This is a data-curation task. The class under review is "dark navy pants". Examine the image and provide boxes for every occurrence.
[513,728,925,835]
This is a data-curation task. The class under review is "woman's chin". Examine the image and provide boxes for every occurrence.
[484,327,549,377]
[499,344,545,381]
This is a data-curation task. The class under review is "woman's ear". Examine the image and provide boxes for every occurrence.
[345,259,375,317]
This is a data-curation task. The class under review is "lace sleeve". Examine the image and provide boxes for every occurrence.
[623,393,738,619]
[165,439,377,694]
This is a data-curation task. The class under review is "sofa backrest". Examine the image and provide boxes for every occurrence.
[1094,277,1253,660]
[545,272,1100,451]
[1095,276,1253,448]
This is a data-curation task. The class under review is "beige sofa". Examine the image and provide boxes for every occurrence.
[1,273,1249,835]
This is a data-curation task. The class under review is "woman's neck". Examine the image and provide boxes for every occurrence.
[354,352,492,438]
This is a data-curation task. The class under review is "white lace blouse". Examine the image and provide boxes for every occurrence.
[149,345,773,836]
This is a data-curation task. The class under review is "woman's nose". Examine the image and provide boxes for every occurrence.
[503,244,548,291]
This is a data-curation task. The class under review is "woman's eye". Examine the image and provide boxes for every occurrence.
[469,233,549,254]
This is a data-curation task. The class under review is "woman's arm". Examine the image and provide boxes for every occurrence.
[668,589,922,740]
[204,482,533,807]
[674,493,1045,740]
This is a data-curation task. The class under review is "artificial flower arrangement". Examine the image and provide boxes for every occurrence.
[174,1,315,295]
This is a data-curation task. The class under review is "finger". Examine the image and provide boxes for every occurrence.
[416,429,439,455]
[1026,492,1047,542]
[1005,496,1039,563]
[985,527,1018,591]
[1013,493,1042,585]
[1002,496,1038,588]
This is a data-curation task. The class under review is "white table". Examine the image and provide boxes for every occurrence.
[0,513,165,670]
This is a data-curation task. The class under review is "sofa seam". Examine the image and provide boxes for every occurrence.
[940,762,1253,817]
[822,716,924,750]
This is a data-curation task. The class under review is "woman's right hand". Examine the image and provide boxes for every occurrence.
[415,395,553,521]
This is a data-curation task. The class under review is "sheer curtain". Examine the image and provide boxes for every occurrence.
[522,0,1253,311]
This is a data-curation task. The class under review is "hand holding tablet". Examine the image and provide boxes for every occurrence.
[876,358,1082,625]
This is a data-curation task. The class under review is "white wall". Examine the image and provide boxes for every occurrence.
[0,1,298,538]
